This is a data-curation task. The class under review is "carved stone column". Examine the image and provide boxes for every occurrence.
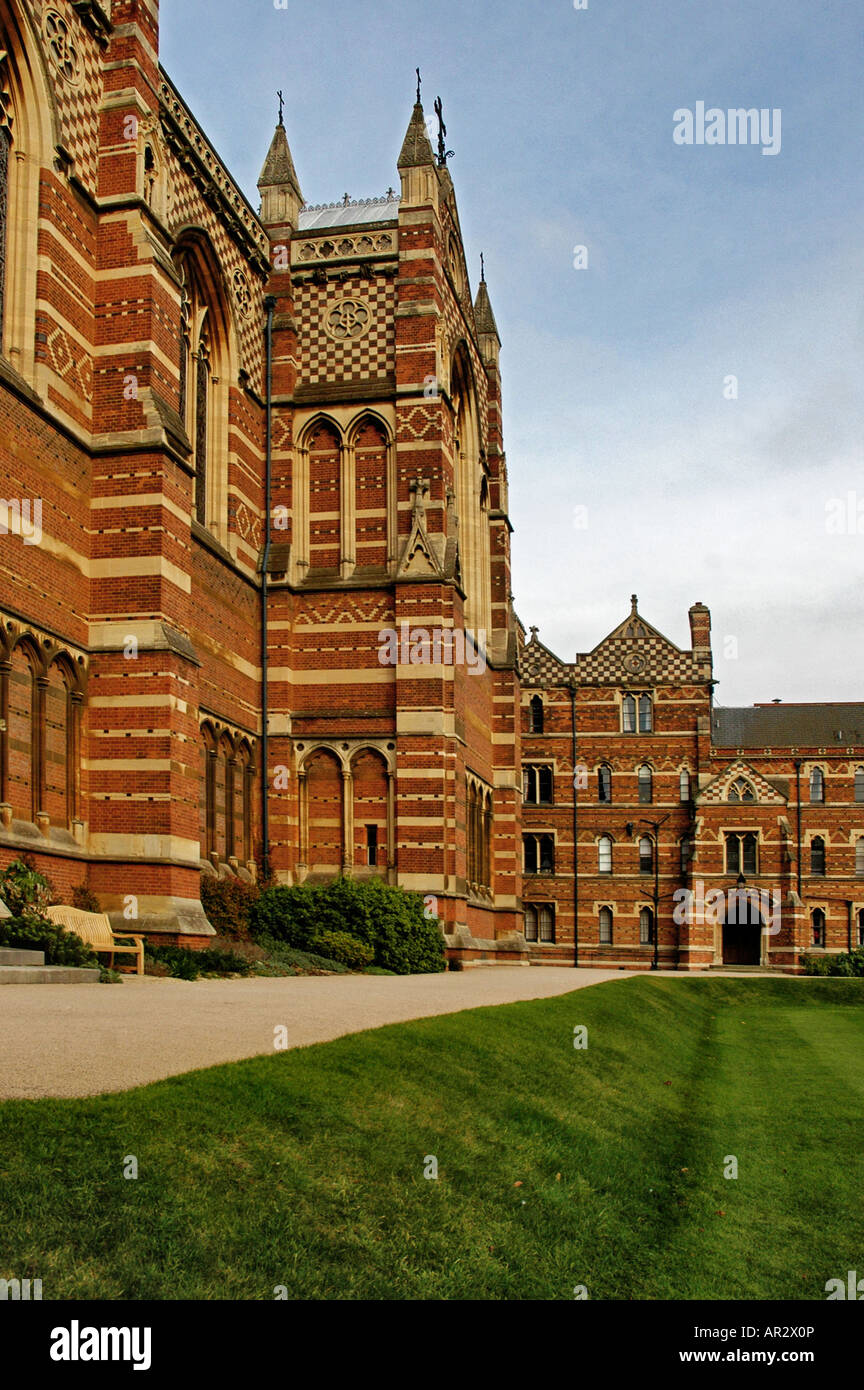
[342,768,353,874]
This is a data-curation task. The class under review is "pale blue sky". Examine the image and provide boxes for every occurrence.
[161,0,864,704]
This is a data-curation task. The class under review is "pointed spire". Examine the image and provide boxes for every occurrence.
[258,114,303,228]
[473,275,500,342]
[258,122,302,199]
[398,99,436,169]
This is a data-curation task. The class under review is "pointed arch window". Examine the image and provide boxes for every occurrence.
[811,908,826,948]
[810,767,825,803]
[639,836,654,874]
[855,768,864,804]
[622,695,636,733]
[194,326,210,526]
[529,696,544,734]
[639,906,654,944]
[175,248,226,537]
[728,777,756,803]
[810,836,826,877]
[858,908,864,947]
[679,768,691,802]
[598,835,613,874]
[857,838,864,878]
[598,764,612,803]
[0,115,10,337]
[639,695,653,732]
[598,906,613,944]
[638,765,653,804]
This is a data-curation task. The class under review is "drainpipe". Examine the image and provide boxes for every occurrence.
[793,759,802,900]
[570,681,579,967]
[847,899,853,955]
[261,296,277,882]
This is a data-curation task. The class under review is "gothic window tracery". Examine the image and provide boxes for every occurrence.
[728,777,755,803]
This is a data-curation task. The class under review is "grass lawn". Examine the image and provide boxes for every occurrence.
[1,976,863,1300]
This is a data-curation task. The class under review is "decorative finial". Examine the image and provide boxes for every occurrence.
[342,192,351,205]
[480,252,485,283]
[434,96,454,166]
[630,594,638,615]
[277,90,284,127]
[416,67,421,104]
[530,625,539,639]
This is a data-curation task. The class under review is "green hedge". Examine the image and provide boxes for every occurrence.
[0,915,98,969]
[803,949,864,978]
[250,876,446,975]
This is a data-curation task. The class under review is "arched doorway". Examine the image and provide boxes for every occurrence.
[721,890,763,965]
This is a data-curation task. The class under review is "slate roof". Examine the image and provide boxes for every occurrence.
[298,196,400,231]
[712,704,864,749]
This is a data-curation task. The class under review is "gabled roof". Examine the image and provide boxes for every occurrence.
[712,704,864,749]
[574,596,703,685]
[697,760,787,807]
[519,628,572,686]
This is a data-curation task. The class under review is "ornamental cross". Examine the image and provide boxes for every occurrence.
[277,90,284,126]
[416,67,421,104]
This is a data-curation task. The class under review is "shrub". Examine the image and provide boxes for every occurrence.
[249,883,321,950]
[804,949,864,978]
[200,875,260,940]
[144,943,253,979]
[0,915,97,969]
[145,945,199,980]
[72,883,101,914]
[254,937,351,975]
[251,876,446,975]
[312,930,374,970]
[0,856,55,919]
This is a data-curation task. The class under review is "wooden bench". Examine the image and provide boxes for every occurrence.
[46,906,145,976]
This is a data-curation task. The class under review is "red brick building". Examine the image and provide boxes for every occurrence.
[0,0,521,956]
[520,599,864,971]
[0,1,859,972]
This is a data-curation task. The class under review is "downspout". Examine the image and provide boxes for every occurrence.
[794,759,802,900]
[570,681,579,967]
[261,296,277,882]
[847,899,853,955]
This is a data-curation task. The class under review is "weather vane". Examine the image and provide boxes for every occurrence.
[416,67,421,104]
[434,96,454,166]
[277,90,284,126]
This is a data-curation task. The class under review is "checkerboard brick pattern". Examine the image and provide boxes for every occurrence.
[294,275,396,385]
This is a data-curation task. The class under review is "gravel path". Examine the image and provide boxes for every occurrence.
[0,966,633,1100]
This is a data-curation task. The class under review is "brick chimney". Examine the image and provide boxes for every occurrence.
[688,602,712,671]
